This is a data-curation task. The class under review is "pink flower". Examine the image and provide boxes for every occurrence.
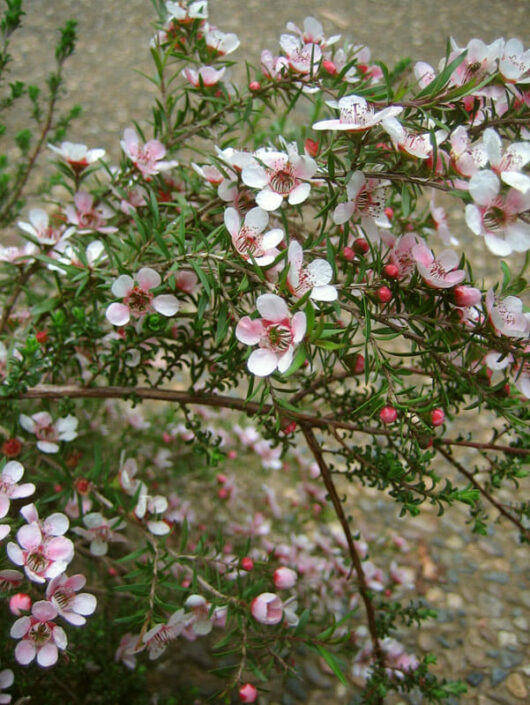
[106,267,179,326]
[286,240,337,301]
[65,191,117,234]
[382,117,446,160]
[18,208,74,247]
[499,38,530,84]
[279,34,322,76]
[19,412,78,454]
[115,632,141,669]
[260,50,288,80]
[0,569,24,590]
[412,242,466,288]
[205,27,240,56]
[454,286,482,307]
[449,126,487,177]
[236,294,306,377]
[251,592,283,625]
[482,127,530,193]
[284,17,340,48]
[7,515,73,583]
[430,192,458,246]
[0,461,35,519]
[241,143,317,211]
[466,170,530,255]
[182,65,226,87]
[142,609,186,659]
[165,1,208,23]
[0,669,14,704]
[224,207,283,265]
[120,128,178,177]
[11,600,67,667]
[273,566,297,590]
[72,512,126,556]
[447,37,503,87]
[9,593,32,616]
[46,573,97,625]
[48,141,105,170]
[313,95,402,132]
[486,289,530,338]
[333,171,391,237]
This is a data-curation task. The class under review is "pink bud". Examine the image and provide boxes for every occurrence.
[273,567,297,590]
[239,683,258,703]
[377,286,392,304]
[227,450,237,459]
[354,238,369,255]
[352,353,365,375]
[304,138,319,157]
[249,81,261,92]
[343,247,355,261]
[322,59,337,75]
[251,592,283,624]
[384,206,394,219]
[383,264,400,279]
[380,406,397,424]
[430,408,445,426]
[454,286,482,307]
[9,593,32,615]
[241,557,254,571]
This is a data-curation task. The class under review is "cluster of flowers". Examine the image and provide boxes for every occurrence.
[0,462,96,677]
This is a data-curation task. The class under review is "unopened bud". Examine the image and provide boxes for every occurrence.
[241,557,254,571]
[380,406,397,424]
[377,286,392,304]
[322,59,337,75]
[354,238,369,255]
[239,683,258,703]
[304,138,319,157]
[430,408,445,427]
[453,285,482,307]
[383,263,400,279]
[343,246,355,261]
[249,81,261,92]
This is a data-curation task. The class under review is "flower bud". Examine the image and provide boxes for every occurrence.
[352,353,365,375]
[241,557,254,572]
[9,593,32,616]
[384,206,394,220]
[2,438,22,458]
[304,138,319,157]
[430,408,445,426]
[322,59,337,75]
[249,81,261,92]
[239,683,258,703]
[343,247,355,261]
[453,286,482,307]
[35,330,48,344]
[354,238,369,255]
[273,566,297,589]
[282,421,297,435]
[380,406,397,424]
[251,592,283,624]
[383,263,400,279]
[377,286,392,304]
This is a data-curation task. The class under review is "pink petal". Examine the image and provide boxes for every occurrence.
[236,317,264,345]
[6,541,24,565]
[277,347,294,373]
[10,616,31,639]
[52,625,67,649]
[36,440,59,454]
[292,312,307,343]
[111,274,134,298]
[10,482,35,500]
[106,303,130,326]
[137,267,161,291]
[0,496,9,518]
[46,536,74,561]
[15,640,36,665]
[223,207,240,236]
[37,643,58,667]
[32,600,57,621]
[333,202,355,225]
[74,191,93,213]
[43,512,69,536]
[17,523,42,550]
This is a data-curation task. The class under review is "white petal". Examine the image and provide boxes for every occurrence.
[223,207,240,236]
[248,349,278,376]
[137,267,161,291]
[111,275,134,298]
[153,295,179,316]
[257,294,289,321]
[469,170,499,205]
[288,182,311,205]
[256,188,284,211]
[245,207,268,232]
[307,258,332,286]
[106,303,130,326]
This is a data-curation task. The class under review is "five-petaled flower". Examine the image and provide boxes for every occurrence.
[106,267,179,327]
[10,600,67,667]
[236,294,306,377]
[224,206,283,265]
[120,128,178,177]
[19,412,78,454]
[45,573,97,626]
[0,461,35,520]
[313,95,402,132]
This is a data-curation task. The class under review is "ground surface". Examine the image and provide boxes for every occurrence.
[4,2,529,704]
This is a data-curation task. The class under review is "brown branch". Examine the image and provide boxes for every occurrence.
[436,445,530,540]
[301,423,385,691]
[13,384,530,457]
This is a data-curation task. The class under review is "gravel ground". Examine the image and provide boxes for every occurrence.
[3,2,529,703]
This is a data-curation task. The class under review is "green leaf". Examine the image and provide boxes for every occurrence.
[314,645,348,686]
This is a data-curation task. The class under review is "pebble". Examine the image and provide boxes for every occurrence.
[281,694,296,705]
[491,667,509,686]
[498,631,518,648]
[418,633,437,652]
[506,673,528,699]
[446,592,464,609]
[483,571,510,584]
[499,649,523,669]
[302,662,332,689]
[285,676,308,701]
[425,587,444,603]
[478,539,505,556]
[466,671,485,686]
[513,616,528,631]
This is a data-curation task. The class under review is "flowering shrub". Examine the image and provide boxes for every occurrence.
[0,1,529,703]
